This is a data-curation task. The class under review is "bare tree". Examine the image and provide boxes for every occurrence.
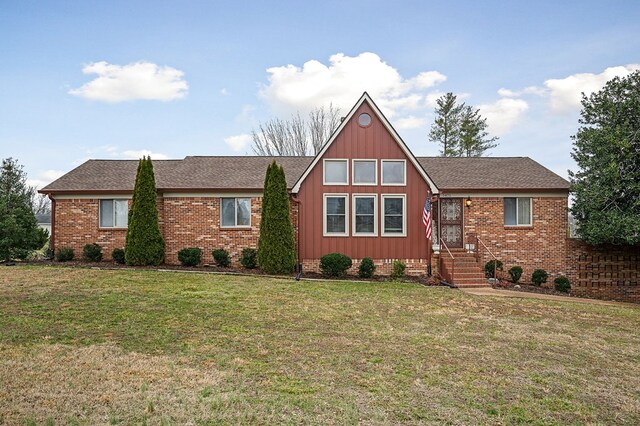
[31,192,51,215]
[252,104,341,156]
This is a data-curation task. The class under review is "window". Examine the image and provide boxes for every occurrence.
[382,195,406,236]
[221,198,251,227]
[324,194,348,236]
[352,160,377,185]
[504,197,532,226]
[99,199,128,228]
[357,113,372,127]
[353,195,377,236]
[323,159,348,185]
[381,160,406,185]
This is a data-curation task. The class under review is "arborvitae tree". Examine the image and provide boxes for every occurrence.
[428,92,465,156]
[459,106,499,157]
[125,157,165,265]
[0,158,48,261]
[257,162,296,274]
[569,71,640,245]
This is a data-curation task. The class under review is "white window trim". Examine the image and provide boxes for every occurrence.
[323,193,349,237]
[351,159,378,186]
[220,197,252,228]
[352,194,378,237]
[504,197,533,227]
[381,159,407,186]
[381,194,407,237]
[323,159,349,185]
[98,199,129,229]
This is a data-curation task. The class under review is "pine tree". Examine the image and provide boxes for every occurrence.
[458,106,499,157]
[428,93,465,156]
[0,158,48,261]
[125,157,165,265]
[257,161,296,274]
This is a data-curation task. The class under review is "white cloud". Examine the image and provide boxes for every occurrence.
[543,64,640,111]
[395,116,427,130]
[259,52,447,118]
[121,150,169,160]
[497,86,545,98]
[69,61,188,102]
[224,134,252,152]
[220,88,229,96]
[478,98,529,137]
[27,170,65,189]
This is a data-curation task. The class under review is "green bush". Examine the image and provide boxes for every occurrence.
[112,248,125,264]
[508,266,523,283]
[391,260,406,279]
[240,248,258,269]
[125,157,165,266]
[212,249,231,267]
[531,269,549,286]
[55,248,74,262]
[178,247,202,267]
[83,243,103,262]
[257,162,296,274]
[358,257,376,278]
[320,253,352,277]
[484,259,503,278]
[554,276,571,292]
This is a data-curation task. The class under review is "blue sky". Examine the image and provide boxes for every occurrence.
[1,0,639,188]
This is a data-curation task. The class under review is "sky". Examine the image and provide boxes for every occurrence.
[1,0,639,189]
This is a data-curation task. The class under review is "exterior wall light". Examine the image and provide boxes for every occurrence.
[465,196,473,208]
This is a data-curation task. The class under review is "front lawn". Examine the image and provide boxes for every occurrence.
[1,266,639,424]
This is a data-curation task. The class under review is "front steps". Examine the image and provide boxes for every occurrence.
[441,250,490,288]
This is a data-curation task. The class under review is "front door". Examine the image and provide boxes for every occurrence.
[440,198,463,248]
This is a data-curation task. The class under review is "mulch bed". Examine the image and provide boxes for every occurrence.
[493,280,574,297]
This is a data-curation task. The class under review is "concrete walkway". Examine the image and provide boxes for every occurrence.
[461,287,638,308]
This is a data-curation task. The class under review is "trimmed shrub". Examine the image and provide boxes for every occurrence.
[484,259,503,278]
[508,266,523,283]
[531,269,549,286]
[320,253,352,277]
[358,257,376,278]
[83,243,103,262]
[55,248,74,262]
[240,248,258,269]
[125,157,165,266]
[112,248,125,264]
[212,249,231,267]
[554,276,571,292]
[178,248,202,267]
[257,162,296,274]
[391,260,406,279]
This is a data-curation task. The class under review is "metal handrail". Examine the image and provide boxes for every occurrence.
[439,239,455,284]
[475,235,498,280]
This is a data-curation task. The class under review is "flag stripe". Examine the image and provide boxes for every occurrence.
[423,192,432,240]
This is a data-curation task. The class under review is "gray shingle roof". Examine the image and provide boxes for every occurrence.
[40,156,569,193]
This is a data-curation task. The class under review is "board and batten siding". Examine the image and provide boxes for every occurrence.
[296,102,431,261]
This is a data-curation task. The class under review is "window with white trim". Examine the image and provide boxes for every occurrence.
[352,160,376,185]
[221,198,251,227]
[324,195,348,235]
[323,159,348,185]
[353,195,377,236]
[382,195,406,236]
[504,197,532,226]
[99,199,128,228]
[381,160,406,185]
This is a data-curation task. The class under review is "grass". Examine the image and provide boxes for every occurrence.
[1,265,639,425]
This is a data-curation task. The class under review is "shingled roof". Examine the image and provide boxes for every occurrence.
[40,155,569,193]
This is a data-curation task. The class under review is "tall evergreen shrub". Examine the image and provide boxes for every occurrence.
[125,157,165,265]
[257,162,296,274]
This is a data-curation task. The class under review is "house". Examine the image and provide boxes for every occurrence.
[36,213,51,236]
[40,93,570,286]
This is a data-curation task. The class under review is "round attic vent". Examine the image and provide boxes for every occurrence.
[358,113,372,127]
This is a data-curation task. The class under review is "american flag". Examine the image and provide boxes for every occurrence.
[422,192,432,240]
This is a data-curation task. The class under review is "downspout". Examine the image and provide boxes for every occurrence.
[290,194,303,280]
[47,193,56,256]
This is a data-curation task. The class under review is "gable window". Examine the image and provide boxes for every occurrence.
[324,194,348,236]
[352,160,377,185]
[353,195,377,236]
[382,194,406,236]
[381,160,406,185]
[504,197,532,226]
[221,198,251,227]
[99,199,128,228]
[323,159,348,185]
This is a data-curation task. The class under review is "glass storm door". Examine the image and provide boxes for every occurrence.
[440,198,463,248]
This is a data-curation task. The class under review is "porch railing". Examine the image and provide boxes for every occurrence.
[470,233,498,281]
[439,239,455,284]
